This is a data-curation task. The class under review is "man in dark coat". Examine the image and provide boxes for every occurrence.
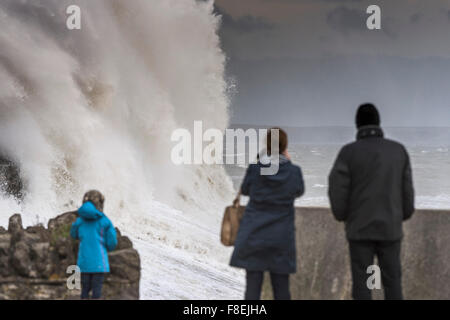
[328,104,415,300]
[230,128,305,300]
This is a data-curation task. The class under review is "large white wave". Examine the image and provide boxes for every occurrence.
[0,0,244,299]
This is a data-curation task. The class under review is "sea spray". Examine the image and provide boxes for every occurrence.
[0,0,243,299]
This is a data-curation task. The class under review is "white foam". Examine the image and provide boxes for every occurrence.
[416,195,450,210]
[0,0,241,299]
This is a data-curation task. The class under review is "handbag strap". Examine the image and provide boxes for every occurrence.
[232,190,241,208]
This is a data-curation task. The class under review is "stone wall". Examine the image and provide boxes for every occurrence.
[0,212,140,300]
[262,208,450,300]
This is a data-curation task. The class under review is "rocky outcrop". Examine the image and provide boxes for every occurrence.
[0,212,140,300]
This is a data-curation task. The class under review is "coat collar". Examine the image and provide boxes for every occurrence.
[357,125,384,140]
[259,153,290,165]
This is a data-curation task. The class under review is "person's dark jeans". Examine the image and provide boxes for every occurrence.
[245,270,290,300]
[349,240,403,300]
[81,273,105,299]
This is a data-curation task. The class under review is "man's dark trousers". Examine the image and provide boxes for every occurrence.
[349,240,403,300]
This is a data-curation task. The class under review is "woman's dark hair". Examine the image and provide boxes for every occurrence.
[266,127,288,156]
[82,190,105,211]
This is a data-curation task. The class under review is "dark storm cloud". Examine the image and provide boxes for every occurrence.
[322,0,363,1]
[229,15,274,33]
[326,6,366,33]
[261,0,363,2]
[410,13,422,24]
[215,0,450,127]
[214,6,274,34]
[326,6,396,38]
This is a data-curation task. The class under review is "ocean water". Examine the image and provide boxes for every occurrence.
[225,129,450,210]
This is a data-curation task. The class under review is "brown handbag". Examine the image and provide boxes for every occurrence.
[220,191,245,246]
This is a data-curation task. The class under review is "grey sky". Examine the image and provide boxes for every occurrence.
[214,0,450,127]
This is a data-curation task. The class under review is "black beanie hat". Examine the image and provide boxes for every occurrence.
[356,103,380,128]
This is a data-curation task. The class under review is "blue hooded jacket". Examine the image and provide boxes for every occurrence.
[70,201,118,273]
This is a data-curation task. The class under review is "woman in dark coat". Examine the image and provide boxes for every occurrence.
[230,128,305,300]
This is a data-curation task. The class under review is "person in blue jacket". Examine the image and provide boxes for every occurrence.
[230,128,305,300]
[70,190,117,299]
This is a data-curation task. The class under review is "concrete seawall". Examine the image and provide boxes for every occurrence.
[262,207,450,300]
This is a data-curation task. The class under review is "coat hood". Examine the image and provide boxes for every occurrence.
[258,154,291,185]
[356,125,384,140]
[78,201,104,220]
